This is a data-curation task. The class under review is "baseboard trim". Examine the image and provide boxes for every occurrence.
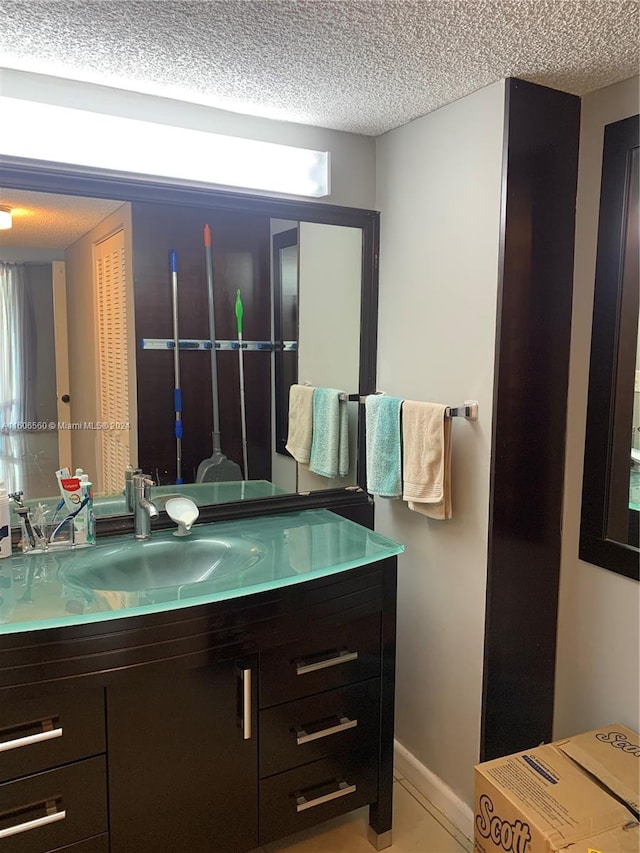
[394,739,474,841]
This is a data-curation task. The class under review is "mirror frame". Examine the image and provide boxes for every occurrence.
[0,155,380,531]
[272,226,299,457]
[580,113,639,581]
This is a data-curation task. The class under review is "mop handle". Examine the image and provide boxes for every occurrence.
[170,249,183,485]
[235,289,248,479]
[204,225,221,435]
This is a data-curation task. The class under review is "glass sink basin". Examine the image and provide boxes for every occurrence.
[61,533,266,593]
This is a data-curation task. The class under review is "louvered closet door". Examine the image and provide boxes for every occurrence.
[95,230,130,494]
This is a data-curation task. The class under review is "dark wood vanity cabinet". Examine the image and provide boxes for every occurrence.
[0,557,397,853]
[0,688,108,853]
[258,614,383,845]
[107,659,258,853]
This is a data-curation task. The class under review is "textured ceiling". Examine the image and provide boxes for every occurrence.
[0,189,124,249]
[0,1,638,136]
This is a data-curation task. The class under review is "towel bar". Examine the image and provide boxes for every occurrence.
[349,394,478,420]
[445,401,479,419]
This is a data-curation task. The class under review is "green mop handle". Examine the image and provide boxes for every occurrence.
[235,289,243,336]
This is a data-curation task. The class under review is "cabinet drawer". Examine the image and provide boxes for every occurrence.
[260,679,380,777]
[50,835,109,853]
[259,746,378,845]
[0,756,107,853]
[259,613,381,707]
[0,690,105,783]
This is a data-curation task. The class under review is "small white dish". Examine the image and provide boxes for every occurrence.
[165,497,199,536]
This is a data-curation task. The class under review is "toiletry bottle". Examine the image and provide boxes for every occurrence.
[60,474,84,544]
[78,473,95,545]
[0,482,12,558]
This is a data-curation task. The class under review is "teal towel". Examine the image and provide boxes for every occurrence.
[365,395,403,497]
[310,388,349,478]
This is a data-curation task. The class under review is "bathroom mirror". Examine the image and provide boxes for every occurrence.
[580,113,639,581]
[0,158,378,522]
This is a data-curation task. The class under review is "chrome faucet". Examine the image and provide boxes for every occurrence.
[133,474,158,539]
[124,465,142,513]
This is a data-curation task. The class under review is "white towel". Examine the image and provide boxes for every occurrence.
[402,401,452,519]
[285,384,315,464]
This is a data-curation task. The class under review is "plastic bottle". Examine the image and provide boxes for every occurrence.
[0,482,11,559]
[76,473,95,546]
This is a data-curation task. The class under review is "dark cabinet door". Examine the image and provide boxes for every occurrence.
[106,659,258,853]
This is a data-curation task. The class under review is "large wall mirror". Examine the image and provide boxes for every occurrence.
[581,113,639,581]
[0,157,378,527]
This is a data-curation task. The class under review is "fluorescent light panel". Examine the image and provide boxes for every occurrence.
[0,97,330,198]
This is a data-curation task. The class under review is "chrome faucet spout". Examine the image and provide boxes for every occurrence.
[139,497,159,519]
[133,474,158,539]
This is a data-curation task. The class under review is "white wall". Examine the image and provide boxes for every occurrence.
[375,81,505,809]
[0,69,375,210]
[554,76,640,738]
[0,248,64,263]
[297,222,362,491]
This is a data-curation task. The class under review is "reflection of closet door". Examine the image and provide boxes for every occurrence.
[52,260,71,470]
[95,230,131,493]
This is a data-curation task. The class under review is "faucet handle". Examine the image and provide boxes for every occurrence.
[132,473,154,485]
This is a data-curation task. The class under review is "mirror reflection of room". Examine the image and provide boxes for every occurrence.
[0,189,363,518]
[0,191,131,503]
[626,149,639,515]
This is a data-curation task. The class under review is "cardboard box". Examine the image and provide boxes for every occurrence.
[579,823,639,853]
[474,724,640,853]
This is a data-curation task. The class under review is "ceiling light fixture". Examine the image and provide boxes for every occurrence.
[0,97,330,198]
[0,207,12,229]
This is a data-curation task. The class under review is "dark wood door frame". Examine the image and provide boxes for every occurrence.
[272,226,299,457]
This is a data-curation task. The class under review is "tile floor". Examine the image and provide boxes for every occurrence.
[254,777,472,853]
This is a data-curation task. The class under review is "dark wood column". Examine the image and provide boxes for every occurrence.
[481,79,581,760]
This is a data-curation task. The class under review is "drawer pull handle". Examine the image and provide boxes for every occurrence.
[295,779,357,812]
[241,667,252,741]
[0,725,63,753]
[0,800,66,839]
[295,650,358,676]
[296,716,358,745]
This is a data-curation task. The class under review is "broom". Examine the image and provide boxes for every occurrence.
[195,225,242,483]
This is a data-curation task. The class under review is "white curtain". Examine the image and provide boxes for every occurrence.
[0,262,36,492]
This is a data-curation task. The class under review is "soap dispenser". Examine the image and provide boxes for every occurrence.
[0,482,11,558]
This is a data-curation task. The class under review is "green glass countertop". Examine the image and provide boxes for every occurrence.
[0,510,404,635]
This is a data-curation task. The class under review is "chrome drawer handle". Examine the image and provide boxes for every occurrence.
[295,779,357,812]
[0,800,66,839]
[241,667,252,741]
[296,716,358,745]
[295,650,358,675]
[0,725,63,753]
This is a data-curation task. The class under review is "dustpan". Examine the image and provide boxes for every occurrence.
[196,224,242,483]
